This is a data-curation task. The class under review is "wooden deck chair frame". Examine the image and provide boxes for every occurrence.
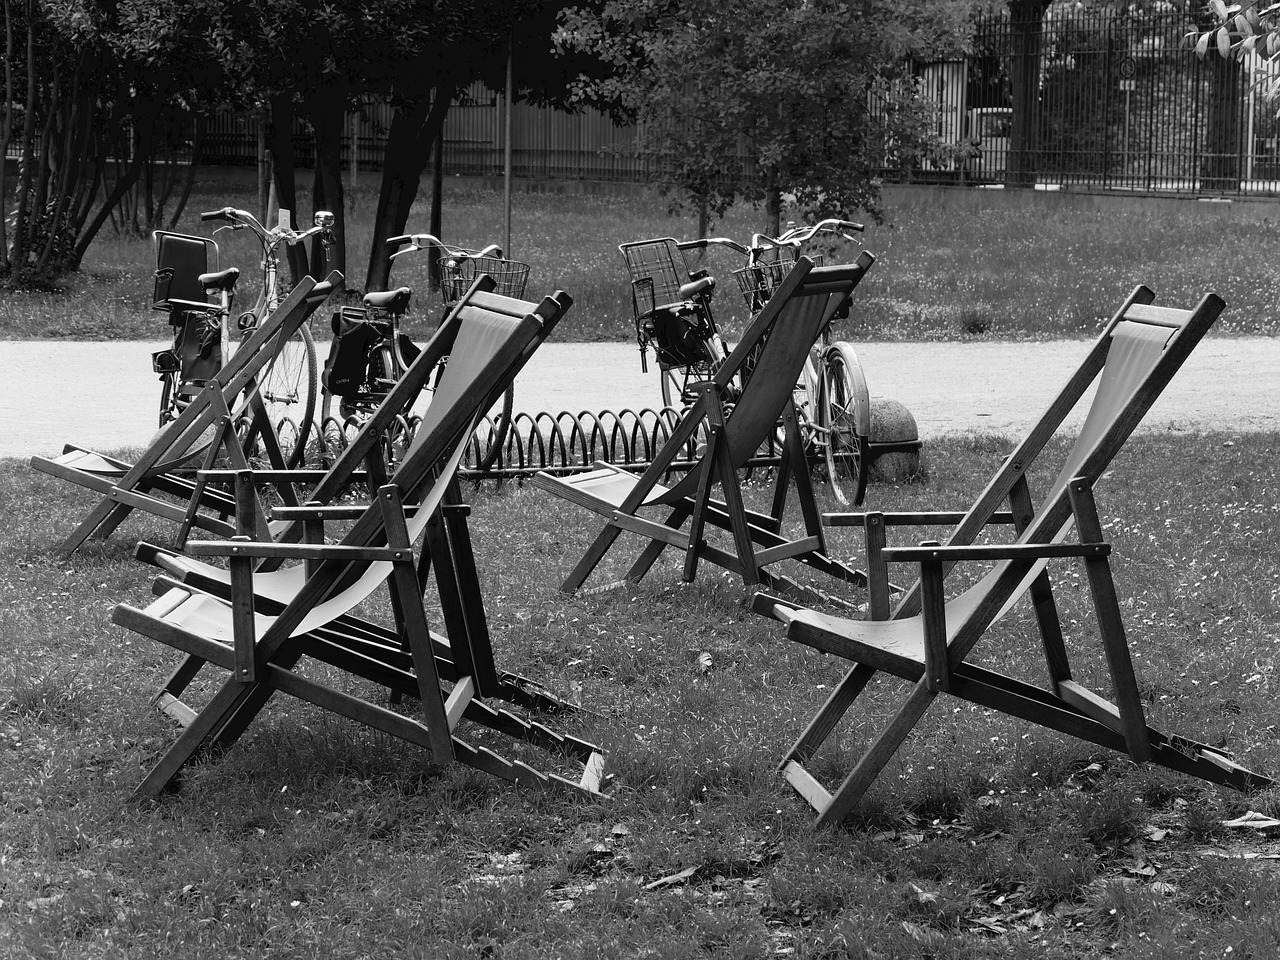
[135,279,579,720]
[534,255,875,599]
[111,287,605,800]
[30,272,341,557]
[154,273,525,555]
[753,286,1273,828]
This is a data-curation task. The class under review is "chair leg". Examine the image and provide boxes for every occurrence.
[624,504,691,582]
[561,523,626,592]
[57,499,132,557]
[133,672,270,798]
[1066,479,1152,763]
[816,681,938,828]
[714,449,759,585]
[781,662,877,769]
[681,423,726,582]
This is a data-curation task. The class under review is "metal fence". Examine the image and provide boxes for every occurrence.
[129,10,1280,197]
[911,9,1280,195]
[202,84,652,183]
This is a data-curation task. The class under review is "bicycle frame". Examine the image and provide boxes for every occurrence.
[624,218,873,503]
[204,207,335,324]
[193,206,334,467]
[319,233,527,474]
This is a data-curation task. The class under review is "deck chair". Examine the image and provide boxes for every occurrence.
[533,254,875,598]
[111,287,606,800]
[30,272,340,557]
[753,287,1273,828]
[134,278,577,720]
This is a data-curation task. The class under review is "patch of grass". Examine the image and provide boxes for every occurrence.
[2,431,1280,957]
[1068,785,1146,849]
[7,181,1280,344]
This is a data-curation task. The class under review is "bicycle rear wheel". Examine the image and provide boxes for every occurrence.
[238,324,318,468]
[472,384,514,473]
[818,341,871,507]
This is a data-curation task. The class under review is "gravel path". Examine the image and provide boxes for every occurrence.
[2,337,1277,459]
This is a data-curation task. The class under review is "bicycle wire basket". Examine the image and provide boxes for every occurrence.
[732,252,824,313]
[439,254,531,308]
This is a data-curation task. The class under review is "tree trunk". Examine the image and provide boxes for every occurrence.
[764,183,781,239]
[1005,0,1051,189]
[167,113,203,230]
[40,50,98,268]
[10,0,39,278]
[268,92,309,287]
[1,0,16,272]
[70,121,149,269]
[363,84,454,293]
[429,131,443,289]
[306,92,346,290]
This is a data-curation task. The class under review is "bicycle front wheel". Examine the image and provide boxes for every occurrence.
[472,384,514,473]
[243,324,318,468]
[818,341,871,507]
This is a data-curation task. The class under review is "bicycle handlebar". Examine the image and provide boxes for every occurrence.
[200,207,334,248]
[387,233,505,261]
[746,218,864,263]
[676,237,750,257]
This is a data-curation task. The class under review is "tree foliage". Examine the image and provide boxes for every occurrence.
[2,1,600,289]
[2,0,215,285]
[556,0,976,231]
[1191,0,1280,102]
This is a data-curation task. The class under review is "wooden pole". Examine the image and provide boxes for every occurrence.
[257,105,270,225]
[503,38,513,258]
[348,109,358,193]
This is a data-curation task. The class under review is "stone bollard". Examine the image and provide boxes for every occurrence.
[868,397,923,484]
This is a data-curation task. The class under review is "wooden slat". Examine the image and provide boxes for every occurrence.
[1122,302,1192,327]
[607,510,690,548]
[782,760,834,812]
[444,676,475,732]
[825,510,1016,527]
[752,536,822,568]
[919,554,949,693]
[580,752,606,793]
[185,541,404,561]
[155,693,199,728]
[881,543,1109,562]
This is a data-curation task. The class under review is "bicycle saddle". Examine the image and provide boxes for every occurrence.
[364,287,411,312]
[198,267,240,293]
[678,277,715,301]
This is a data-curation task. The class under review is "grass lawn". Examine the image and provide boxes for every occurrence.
[3,430,1279,958]
[2,180,1280,344]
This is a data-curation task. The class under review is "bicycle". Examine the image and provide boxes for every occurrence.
[622,218,873,505]
[319,233,530,473]
[186,206,334,467]
[619,236,729,409]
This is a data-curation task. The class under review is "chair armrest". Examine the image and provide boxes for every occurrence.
[880,542,1109,563]
[268,504,367,521]
[197,468,372,485]
[266,502,455,521]
[823,510,1016,527]
[750,592,804,625]
[185,539,408,562]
